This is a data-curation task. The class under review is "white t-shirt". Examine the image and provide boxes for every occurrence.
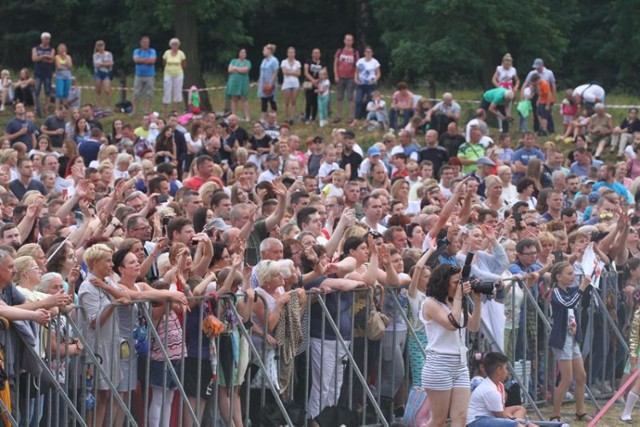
[318,161,339,188]
[573,84,605,104]
[466,377,505,424]
[356,58,380,85]
[281,59,301,90]
[317,79,330,97]
[495,65,518,88]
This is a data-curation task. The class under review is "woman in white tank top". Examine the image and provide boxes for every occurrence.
[420,263,482,427]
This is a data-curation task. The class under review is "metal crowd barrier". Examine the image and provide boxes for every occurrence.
[0,269,634,427]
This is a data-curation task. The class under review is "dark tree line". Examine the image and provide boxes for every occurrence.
[1,0,638,98]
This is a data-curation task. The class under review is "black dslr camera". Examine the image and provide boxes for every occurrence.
[470,279,496,295]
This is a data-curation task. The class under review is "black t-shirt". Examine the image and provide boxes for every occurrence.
[88,119,103,131]
[418,146,449,179]
[42,114,66,148]
[221,134,236,163]
[251,135,273,152]
[438,132,466,158]
[231,126,250,146]
[305,60,326,82]
[621,118,640,133]
[340,151,364,180]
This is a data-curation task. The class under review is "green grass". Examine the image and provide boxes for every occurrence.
[2,67,639,154]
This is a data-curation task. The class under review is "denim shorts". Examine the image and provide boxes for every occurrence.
[552,334,581,361]
[94,70,111,81]
[336,78,355,101]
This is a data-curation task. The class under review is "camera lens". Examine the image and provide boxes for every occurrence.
[470,281,495,295]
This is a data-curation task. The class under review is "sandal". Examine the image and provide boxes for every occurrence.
[575,413,593,421]
[549,416,561,422]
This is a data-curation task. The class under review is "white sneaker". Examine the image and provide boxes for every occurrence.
[319,120,327,127]
[0,105,4,112]
[564,391,574,401]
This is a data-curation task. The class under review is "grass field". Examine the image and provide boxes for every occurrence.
[2,67,640,154]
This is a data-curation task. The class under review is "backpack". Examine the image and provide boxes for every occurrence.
[402,387,431,427]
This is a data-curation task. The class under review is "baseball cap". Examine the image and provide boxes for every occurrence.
[477,157,495,167]
[532,58,544,68]
[581,177,595,185]
[205,218,231,232]
[342,130,356,139]
[367,146,381,157]
[588,191,600,203]
[41,32,51,40]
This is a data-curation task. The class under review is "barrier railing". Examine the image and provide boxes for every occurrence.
[0,269,635,426]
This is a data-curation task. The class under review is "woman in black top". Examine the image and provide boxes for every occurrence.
[303,48,326,122]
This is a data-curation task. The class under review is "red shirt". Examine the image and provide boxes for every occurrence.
[183,175,207,191]
[334,48,360,80]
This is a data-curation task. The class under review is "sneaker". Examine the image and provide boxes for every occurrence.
[564,391,575,401]
[603,381,614,393]
[0,105,5,112]
[621,416,634,424]
[332,117,342,123]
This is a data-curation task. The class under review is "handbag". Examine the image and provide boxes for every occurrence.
[202,293,225,338]
[402,386,431,427]
[302,81,314,90]
[366,285,389,341]
[262,83,273,97]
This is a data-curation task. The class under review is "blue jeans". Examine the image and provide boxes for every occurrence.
[467,416,518,427]
[389,108,415,129]
[355,84,376,119]
[34,75,52,115]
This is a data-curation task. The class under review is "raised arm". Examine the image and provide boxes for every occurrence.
[264,178,288,231]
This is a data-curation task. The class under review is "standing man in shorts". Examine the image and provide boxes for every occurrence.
[32,32,56,117]
[333,34,359,124]
[132,36,157,115]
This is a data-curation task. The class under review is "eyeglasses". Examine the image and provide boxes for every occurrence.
[526,222,539,227]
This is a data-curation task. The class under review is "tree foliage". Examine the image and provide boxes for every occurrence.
[2,0,640,93]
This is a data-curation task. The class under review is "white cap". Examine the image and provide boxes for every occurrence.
[41,32,51,40]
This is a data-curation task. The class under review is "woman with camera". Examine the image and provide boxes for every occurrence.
[421,263,482,427]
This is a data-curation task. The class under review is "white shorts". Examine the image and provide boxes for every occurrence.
[163,75,183,104]
[421,351,470,390]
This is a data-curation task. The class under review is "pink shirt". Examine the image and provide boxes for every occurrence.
[392,90,415,110]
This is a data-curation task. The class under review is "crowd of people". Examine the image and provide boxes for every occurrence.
[0,31,640,427]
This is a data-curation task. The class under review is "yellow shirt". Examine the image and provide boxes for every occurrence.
[163,50,186,77]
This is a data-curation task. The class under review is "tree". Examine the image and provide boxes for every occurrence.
[372,0,576,96]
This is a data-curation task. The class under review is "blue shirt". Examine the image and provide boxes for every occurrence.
[6,118,37,150]
[133,48,157,77]
[570,159,603,177]
[257,56,279,97]
[593,181,633,204]
[78,138,101,165]
[512,147,545,182]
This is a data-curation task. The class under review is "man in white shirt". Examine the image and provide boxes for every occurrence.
[573,83,605,114]
[361,194,386,233]
[257,152,281,183]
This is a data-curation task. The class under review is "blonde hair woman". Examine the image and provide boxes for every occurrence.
[17,243,48,273]
[93,40,114,110]
[78,244,128,427]
[258,44,279,121]
[162,38,186,117]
